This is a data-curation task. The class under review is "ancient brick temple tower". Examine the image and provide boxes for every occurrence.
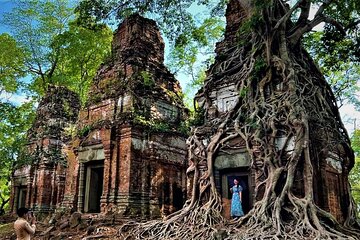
[61,14,188,218]
[10,86,80,213]
[190,0,254,218]
[192,0,353,222]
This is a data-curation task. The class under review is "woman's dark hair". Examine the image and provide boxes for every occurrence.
[16,207,29,217]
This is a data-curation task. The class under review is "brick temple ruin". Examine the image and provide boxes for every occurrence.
[10,2,353,223]
[10,14,188,219]
[10,85,81,214]
[191,0,353,222]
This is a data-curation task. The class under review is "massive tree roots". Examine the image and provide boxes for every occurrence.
[119,1,360,239]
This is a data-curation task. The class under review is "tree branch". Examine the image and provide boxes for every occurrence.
[288,13,345,45]
[25,64,41,75]
[274,0,302,30]
[47,54,59,81]
[288,0,347,45]
[105,0,133,19]
[346,19,360,30]
[294,0,311,28]
[322,16,346,34]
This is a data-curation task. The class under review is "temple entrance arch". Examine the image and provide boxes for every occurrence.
[83,161,104,213]
[220,168,252,215]
[214,149,254,218]
[17,186,27,209]
[77,144,105,213]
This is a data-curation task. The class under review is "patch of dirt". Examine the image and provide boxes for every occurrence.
[1,212,126,240]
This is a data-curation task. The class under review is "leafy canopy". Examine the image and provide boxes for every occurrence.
[75,0,360,110]
[0,102,35,213]
[350,129,360,216]
[1,0,112,103]
[0,34,26,96]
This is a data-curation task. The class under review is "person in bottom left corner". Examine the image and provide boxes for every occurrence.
[14,207,36,240]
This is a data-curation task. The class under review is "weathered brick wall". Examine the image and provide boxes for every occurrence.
[113,14,165,64]
[10,86,80,213]
[129,130,187,218]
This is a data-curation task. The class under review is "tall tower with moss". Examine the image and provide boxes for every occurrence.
[61,14,188,218]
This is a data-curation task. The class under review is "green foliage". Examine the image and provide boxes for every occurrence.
[237,19,252,36]
[177,121,191,136]
[253,0,271,10]
[189,107,205,127]
[133,109,189,135]
[2,0,72,94]
[64,123,78,139]
[351,129,360,154]
[0,33,26,95]
[239,87,249,98]
[304,30,360,108]
[251,57,267,81]
[0,102,35,166]
[301,0,360,109]
[78,124,93,138]
[182,68,208,110]
[140,71,155,88]
[163,88,183,105]
[0,102,35,213]
[350,157,360,217]
[134,114,171,133]
[1,0,112,103]
[76,0,195,41]
[168,17,223,78]
[0,173,10,214]
[350,129,360,216]
[51,21,112,103]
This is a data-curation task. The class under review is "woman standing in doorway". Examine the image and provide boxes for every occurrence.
[230,178,244,218]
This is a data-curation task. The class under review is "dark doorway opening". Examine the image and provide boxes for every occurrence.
[172,182,184,211]
[17,187,27,209]
[84,162,104,213]
[220,168,252,215]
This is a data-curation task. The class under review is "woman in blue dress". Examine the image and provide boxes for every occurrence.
[230,178,244,218]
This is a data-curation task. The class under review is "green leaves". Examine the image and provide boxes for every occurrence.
[0,102,35,213]
[0,34,26,95]
[0,102,35,166]
[1,0,112,104]
[304,29,360,109]
[168,16,224,83]
[350,130,360,216]
[50,21,112,103]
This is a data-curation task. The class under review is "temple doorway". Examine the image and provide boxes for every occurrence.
[84,161,104,213]
[17,186,27,209]
[220,167,252,217]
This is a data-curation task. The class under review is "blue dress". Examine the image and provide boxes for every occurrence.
[231,185,244,217]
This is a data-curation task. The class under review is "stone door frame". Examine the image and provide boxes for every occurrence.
[83,162,104,213]
[220,167,253,214]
